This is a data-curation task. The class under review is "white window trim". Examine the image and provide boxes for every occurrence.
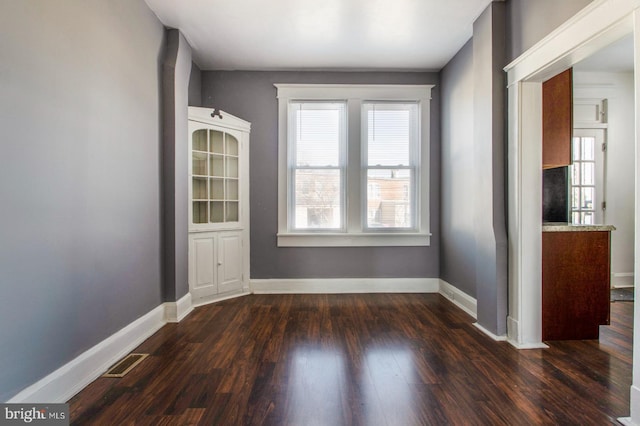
[288,101,347,232]
[361,101,420,232]
[275,84,433,247]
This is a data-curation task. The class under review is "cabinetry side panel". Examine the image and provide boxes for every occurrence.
[218,233,242,294]
[542,68,573,169]
[192,238,216,297]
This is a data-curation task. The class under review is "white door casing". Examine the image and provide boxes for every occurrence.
[505,0,636,347]
[505,0,640,422]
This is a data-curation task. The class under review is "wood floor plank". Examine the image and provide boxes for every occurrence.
[69,294,633,425]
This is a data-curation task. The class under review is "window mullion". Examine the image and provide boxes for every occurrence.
[347,98,362,233]
[411,105,420,229]
[287,104,298,232]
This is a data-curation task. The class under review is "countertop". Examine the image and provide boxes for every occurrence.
[542,222,616,232]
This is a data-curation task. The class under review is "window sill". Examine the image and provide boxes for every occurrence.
[276,232,431,247]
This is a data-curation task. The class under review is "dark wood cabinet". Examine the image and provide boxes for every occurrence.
[542,230,610,340]
[542,68,573,169]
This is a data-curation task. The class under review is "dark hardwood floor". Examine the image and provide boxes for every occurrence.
[69,294,633,425]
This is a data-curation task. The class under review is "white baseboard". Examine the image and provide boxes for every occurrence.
[164,292,194,323]
[618,384,640,425]
[473,322,508,341]
[8,305,166,404]
[191,289,251,307]
[250,278,440,294]
[433,279,507,342]
[505,315,548,349]
[508,340,549,349]
[507,315,519,345]
[438,279,477,319]
[613,272,635,288]
[6,288,262,404]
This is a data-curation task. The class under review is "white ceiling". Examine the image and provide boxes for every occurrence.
[574,34,634,73]
[144,0,494,71]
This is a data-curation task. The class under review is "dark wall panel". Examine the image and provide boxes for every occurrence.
[543,167,569,222]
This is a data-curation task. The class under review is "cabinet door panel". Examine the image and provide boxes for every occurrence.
[189,118,245,231]
[218,232,242,294]
[542,231,610,340]
[189,235,217,299]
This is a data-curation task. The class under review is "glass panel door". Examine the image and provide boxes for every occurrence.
[570,129,605,224]
[191,127,241,226]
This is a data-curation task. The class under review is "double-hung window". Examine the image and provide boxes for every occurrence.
[289,102,346,230]
[363,102,418,230]
[276,84,433,247]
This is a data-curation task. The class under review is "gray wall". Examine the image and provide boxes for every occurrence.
[440,2,508,335]
[162,30,191,302]
[202,71,440,279]
[440,0,596,334]
[0,0,165,401]
[189,62,202,107]
[472,2,508,336]
[440,39,476,297]
[506,0,594,62]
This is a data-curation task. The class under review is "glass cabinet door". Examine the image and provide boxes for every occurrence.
[191,128,241,226]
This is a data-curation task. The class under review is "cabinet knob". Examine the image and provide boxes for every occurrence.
[218,261,223,266]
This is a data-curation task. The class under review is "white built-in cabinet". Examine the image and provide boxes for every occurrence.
[188,107,250,305]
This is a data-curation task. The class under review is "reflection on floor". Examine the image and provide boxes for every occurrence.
[69,294,633,425]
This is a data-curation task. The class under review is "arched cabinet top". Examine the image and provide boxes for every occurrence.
[188,106,251,133]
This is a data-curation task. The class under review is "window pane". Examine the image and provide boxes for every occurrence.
[226,157,238,178]
[209,154,223,177]
[193,129,208,152]
[292,103,343,167]
[582,137,595,161]
[572,137,580,161]
[193,177,207,200]
[365,103,416,167]
[226,134,238,156]
[571,187,580,210]
[210,130,224,154]
[581,187,594,209]
[193,152,208,176]
[570,163,579,187]
[581,162,594,185]
[226,202,239,222]
[367,169,412,228]
[210,178,223,199]
[210,201,224,222]
[368,182,381,200]
[193,201,208,224]
[226,180,238,201]
[294,169,341,229]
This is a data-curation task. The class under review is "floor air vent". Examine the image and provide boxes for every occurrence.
[103,353,149,378]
